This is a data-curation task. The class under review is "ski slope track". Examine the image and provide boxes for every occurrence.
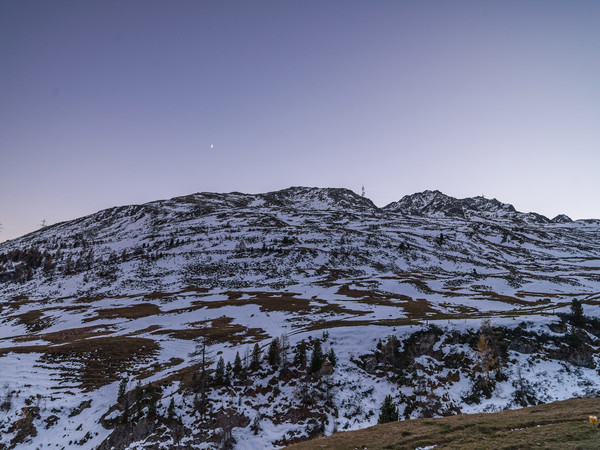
[1,187,599,449]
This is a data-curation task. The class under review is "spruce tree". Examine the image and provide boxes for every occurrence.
[168,398,175,420]
[378,395,398,424]
[215,356,225,384]
[310,340,324,373]
[117,377,128,405]
[267,337,281,368]
[225,361,233,384]
[570,298,585,326]
[233,351,243,378]
[250,343,261,372]
[134,380,143,403]
[294,340,308,369]
[147,383,158,417]
[280,333,290,372]
[327,348,337,367]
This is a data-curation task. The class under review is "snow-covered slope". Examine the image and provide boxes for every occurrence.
[0,187,599,449]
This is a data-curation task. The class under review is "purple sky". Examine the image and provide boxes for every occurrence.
[2,1,600,241]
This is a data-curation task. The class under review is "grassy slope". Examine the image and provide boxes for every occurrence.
[287,397,600,449]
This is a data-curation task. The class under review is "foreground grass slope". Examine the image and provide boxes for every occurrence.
[288,397,600,449]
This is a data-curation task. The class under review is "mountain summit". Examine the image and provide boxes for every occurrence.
[383,190,555,223]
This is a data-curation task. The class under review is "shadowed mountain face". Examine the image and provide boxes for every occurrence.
[0,186,596,449]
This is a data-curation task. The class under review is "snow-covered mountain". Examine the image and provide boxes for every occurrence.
[0,187,599,449]
[382,189,557,223]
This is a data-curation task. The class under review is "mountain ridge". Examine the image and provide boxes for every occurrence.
[382,189,574,223]
[1,186,584,246]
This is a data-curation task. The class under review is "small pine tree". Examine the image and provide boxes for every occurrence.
[233,351,243,378]
[280,333,290,372]
[168,398,176,420]
[570,298,585,326]
[215,356,225,384]
[250,344,261,372]
[378,395,398,424]
[327,348,337,367]
[117,377,128,405]
[267,337,281,368]
[225,361,233,384]
[251,413,261,435]
[294,340,308,369]
[310,340,324,373]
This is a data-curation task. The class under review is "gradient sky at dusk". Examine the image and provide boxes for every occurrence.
[2,1,600,241]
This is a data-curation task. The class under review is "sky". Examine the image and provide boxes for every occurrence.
[1,1,600,242]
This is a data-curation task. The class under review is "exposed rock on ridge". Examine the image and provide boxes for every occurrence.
[383,190,561,223]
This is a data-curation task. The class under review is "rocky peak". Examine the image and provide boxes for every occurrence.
[383,190,516,219]
[550,214,573,224]
[258,187,377,211]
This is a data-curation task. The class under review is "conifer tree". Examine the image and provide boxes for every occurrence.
[225,361,233,384]
[233,351,243,378]
[280,333,290,372]
[168,398,176,420]
[267,337,281,368]
[250,343,261,372]
[310,340,324,373]
[294,340,308,369]
[327,348,337,367]
[378,395,398,424]
[570,298,585,326]
[215,356,225,384]
[117,377,128,405]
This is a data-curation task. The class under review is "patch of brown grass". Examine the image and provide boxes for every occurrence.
[40,336,159,391]
[154,316,269,345]
[0,336,159,391]
[13,310,54,333]
[472,290,533,306]
[82,303,162,322]
[401,298,440,316]
[287,397,600,449]
[12,324,115,344]
[187,292,317,314]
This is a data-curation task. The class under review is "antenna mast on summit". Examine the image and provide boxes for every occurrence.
[361,185,365,197]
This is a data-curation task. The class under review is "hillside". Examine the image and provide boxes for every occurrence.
[288,396,600,449]
[1,187,600,448]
